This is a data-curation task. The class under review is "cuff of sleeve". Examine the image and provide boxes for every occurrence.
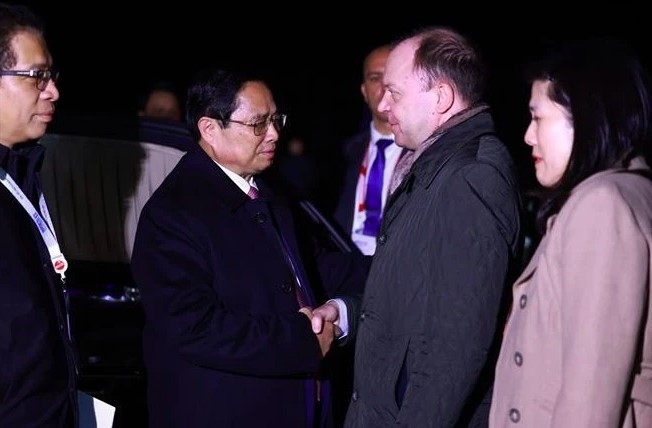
[328,298,348,339]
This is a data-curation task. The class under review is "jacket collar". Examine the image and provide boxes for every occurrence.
[184,148,275,212]
[517,155,652,287]
[0,141,46,191]
[408,106,495,190]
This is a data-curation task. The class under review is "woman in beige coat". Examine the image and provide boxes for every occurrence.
[489,38,652,427]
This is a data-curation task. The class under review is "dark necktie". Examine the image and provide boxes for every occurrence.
[247,186,309,308]
[363,138,393,236]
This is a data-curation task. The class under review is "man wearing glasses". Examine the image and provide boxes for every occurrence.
[0,3,78,427]
[131,67,367,428]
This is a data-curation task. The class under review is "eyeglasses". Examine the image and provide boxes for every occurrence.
[225,113,287,136]
[0,68,59,91]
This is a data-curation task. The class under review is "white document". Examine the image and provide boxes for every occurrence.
[78,390,116,428]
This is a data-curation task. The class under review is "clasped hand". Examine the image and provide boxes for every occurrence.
[299,301,341,356]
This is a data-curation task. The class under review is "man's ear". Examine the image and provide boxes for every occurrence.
[360,83,369,104]
[434,82,455,113]
[198,116,221,141]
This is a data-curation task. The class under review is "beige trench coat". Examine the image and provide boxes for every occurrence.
[490,158,652,427]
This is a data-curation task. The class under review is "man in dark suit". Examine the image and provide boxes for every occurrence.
[0,4,78,427]
[333,44,404,257]
[131,67,367,428]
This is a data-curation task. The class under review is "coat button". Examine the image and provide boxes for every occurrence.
[254,212,266,223]
[359,311,366,322]
[519,294,527,309]
[514,352,523,366]
[509,408,520,422]
[280,283,292,293]
[351,390,359,401]
[378,234,386,245]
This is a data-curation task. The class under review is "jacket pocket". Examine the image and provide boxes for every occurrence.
[360,333,410,415]
[628,374,652,427]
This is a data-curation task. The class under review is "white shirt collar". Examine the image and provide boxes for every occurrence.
[369,122,394,147]
[213,160,257,194]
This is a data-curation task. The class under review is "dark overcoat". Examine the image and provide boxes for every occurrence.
[132,147,366,428]
[345,111,522,427]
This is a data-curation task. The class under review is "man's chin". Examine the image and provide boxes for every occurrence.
[254,157,274,173]
[259,153,275,163]
[28,123,48,140]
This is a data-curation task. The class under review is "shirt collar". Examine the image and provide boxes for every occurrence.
[0,141,46,182]
[212,160,257,194]
[369,123,394,146]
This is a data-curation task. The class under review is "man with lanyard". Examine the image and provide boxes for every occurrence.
[0,4,78,426]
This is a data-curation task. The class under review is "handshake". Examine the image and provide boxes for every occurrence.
[299,301,343,356]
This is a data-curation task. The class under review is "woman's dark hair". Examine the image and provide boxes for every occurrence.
[529,37,652,232]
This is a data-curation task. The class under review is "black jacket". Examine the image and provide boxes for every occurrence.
[0,142,78,427]
[345,111,522,427]
[131,148,368,428]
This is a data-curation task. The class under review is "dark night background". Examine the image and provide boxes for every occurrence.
[10,1,651,189]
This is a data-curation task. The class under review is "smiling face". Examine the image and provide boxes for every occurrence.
[200,80,280,181]
[0,30,58,147]
[524,79,574,188]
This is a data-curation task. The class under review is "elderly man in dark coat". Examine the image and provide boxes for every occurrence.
[131,67,368,428]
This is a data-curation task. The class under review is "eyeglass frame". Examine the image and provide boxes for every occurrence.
[0,68,59,91]
[222,112,287,136]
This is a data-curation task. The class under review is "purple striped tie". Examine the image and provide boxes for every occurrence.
[247,186,260,199]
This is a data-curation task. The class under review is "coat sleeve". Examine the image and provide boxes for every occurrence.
[410,163,520,426]
[551,182,648,426]
[131,203,323,378]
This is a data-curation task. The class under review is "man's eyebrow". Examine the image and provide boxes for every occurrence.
[25,61,51,69]
[250,112,272,121]
[383,82,398,91]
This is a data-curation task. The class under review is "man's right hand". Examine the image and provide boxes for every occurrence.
[299,307,337,356]
[309,301,340,335]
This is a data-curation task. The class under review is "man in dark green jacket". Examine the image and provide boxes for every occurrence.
[311,26,522,427]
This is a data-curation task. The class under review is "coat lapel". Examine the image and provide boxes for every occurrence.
[257,180,317,307]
